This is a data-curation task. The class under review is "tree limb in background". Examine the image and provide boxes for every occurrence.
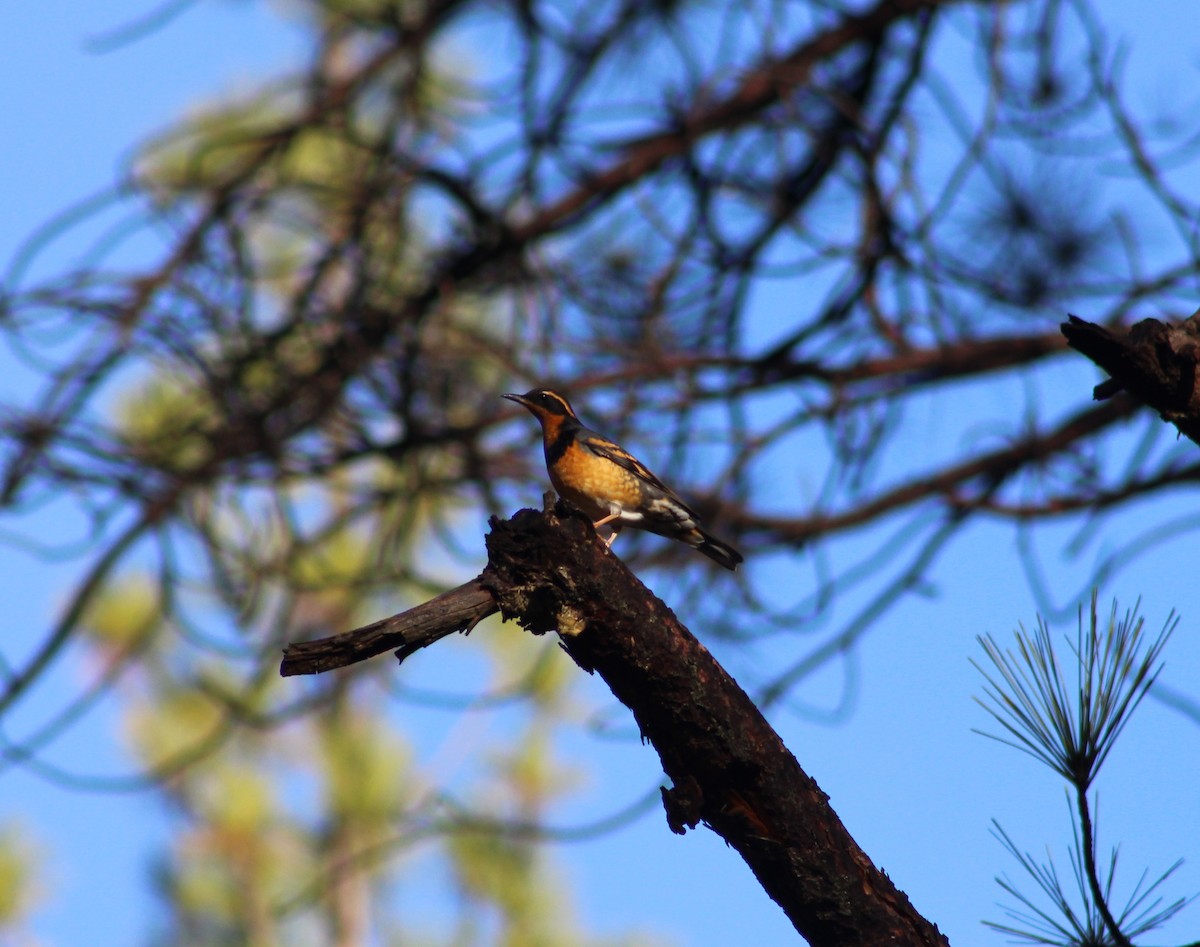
[1062,313,1200,446]
[283,502,950,946]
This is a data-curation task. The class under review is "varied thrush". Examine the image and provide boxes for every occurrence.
[504,388,744,570]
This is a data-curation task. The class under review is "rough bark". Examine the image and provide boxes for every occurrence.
[482,503,948,946]
[282,502,949,945]
[1062,313,1200,446]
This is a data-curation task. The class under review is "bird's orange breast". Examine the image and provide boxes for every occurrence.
[548,439,645,519]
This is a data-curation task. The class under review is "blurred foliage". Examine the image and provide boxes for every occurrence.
[3,0,1200,942]
[0,824,39,932]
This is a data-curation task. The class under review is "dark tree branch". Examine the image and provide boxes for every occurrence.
[508,0,964,244]
[282,502,949,945]
[279,578,496,676]
[1062,313,1200,446]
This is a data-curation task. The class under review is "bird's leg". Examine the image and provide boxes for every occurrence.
[591,510,621,548]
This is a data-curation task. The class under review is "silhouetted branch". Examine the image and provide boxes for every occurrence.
[1062,313,1200,446]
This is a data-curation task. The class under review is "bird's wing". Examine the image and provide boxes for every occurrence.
[578,430,699,516]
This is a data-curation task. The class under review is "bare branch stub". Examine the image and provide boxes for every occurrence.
[481,502,948,947]
[279,577,496,676]
[1062,314,1200,446]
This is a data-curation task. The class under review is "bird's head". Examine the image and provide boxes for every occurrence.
[503,388,579,429]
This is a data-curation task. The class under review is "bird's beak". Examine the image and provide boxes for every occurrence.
[503,393,532,410]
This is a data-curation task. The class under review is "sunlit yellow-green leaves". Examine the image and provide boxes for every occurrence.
[319,709,412,823]
[0,825,38,929]
[197,762,279,836]
[126,688,226,771]
[115,371,217,475]
[487,628,574,710]
[497,726,581,813]
[167,813,306,938]
[449,828,534,907]
[290,525,372,592]
[81,571,162,654]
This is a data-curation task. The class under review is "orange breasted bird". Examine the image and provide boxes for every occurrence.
[503,388,744,570]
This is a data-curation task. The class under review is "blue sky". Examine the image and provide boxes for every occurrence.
[2,2,1199,945]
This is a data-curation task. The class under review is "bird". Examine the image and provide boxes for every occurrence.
[503,388,743,570]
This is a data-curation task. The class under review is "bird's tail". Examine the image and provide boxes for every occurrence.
[692,528,743,571]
